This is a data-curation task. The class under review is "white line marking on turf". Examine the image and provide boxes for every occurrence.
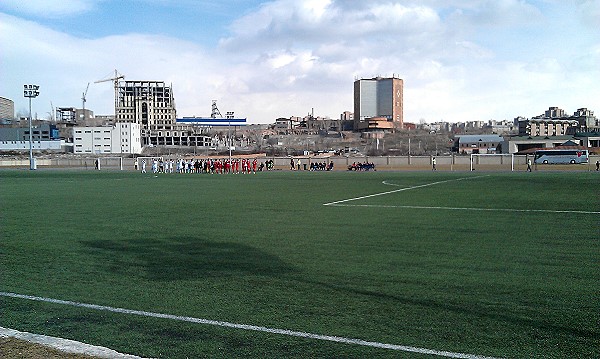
[0,291,502,359]
[323,175,489,206]
[324,175,599,214]
[329,204,600,214]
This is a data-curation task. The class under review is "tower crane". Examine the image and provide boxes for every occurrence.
[94,69,125,120]
[81,82,90,122]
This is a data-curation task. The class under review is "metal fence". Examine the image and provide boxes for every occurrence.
[2,154,598,171]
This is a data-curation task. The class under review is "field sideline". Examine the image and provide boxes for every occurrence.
[1,170,598,358]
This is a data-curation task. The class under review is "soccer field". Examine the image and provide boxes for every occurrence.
[1,170,598,358]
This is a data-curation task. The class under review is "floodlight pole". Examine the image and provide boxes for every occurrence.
[228,118,232,163]
[226,111,234,166]
[24,84,40,170]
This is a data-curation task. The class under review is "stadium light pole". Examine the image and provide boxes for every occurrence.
[226,112,234,165]
[24,84,40,170]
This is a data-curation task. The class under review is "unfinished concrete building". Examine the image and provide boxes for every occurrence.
[116,80,209,147]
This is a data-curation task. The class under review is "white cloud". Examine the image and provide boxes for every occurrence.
[1,1,599,124]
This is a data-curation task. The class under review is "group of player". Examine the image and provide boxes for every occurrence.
[347,162,376,171]
[140,158,271,174]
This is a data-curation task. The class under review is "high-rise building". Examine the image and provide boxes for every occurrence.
[115,80,208,146]
[116,81,177,138]
[353,76,403,131]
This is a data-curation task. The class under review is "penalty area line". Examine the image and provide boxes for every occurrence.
[329,204,600,215]
[0,291,502,359]
[323,175,490,206]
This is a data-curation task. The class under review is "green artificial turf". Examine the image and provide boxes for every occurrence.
[0,170,598,358]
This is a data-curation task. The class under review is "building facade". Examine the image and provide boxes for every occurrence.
[454,135,504,154]
[73,123,142,154]
[57,107,94,123]
[501,136,581,154]
[0,97,15,121]
[519,118,578,137]
[116,81,176,138]
[572,108,599,132]
[353,76,403,131]
[0,123,60,142]
[114,80,213,147]
[517,107,598,136]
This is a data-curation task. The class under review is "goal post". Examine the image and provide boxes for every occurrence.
[96,157,125,171]
[470,153,516,171]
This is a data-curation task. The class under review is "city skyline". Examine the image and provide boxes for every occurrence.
[1,0,598,124]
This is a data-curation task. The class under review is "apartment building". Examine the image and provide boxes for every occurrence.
[73,122,142,154]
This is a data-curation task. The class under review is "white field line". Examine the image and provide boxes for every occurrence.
[0,291,502,359]
[329,203,600,214]
[324,175,599,214]
[323,175,489,206]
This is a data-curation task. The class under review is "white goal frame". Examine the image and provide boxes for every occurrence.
[470,153,515,171]
[94,157,125,171]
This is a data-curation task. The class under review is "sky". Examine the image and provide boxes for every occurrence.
[1,0,599,124]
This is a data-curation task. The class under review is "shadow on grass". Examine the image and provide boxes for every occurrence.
[295,277,599,341]
[82,237,295,281]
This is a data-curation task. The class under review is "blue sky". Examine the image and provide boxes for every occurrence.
[1,0,598,124]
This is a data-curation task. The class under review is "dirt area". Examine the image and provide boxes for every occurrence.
[0,337,100,359]
[0,327,145,359]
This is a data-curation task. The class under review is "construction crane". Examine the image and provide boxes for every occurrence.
[94,69,125,119]
[81,83,90,122]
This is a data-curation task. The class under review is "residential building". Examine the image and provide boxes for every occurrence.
[544,106,565,118]
[572,108,599,132]
[0,96,14,121]
[338,111,354,131]
[353,76,403,132]
[454,135,503,154]
[517,107,598,136]
[519,118,578,136]
[274,118,292,133]
[73,122,142,154]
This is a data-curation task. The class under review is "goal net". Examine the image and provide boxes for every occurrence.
[469,153,518,171]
